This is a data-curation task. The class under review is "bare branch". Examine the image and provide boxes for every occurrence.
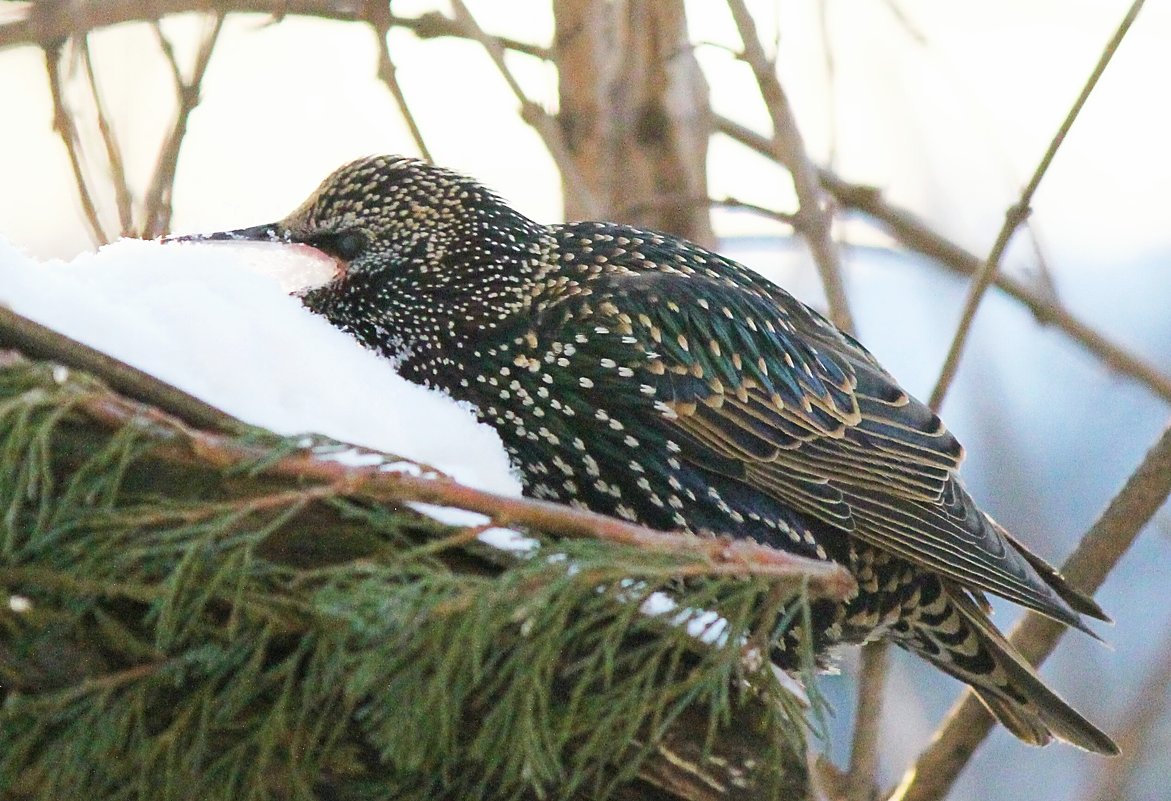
[449,0,600,219]
[716,115,1171,406]
[846,641,890,801]
[0,305,238,434]
[442,0,599,217]
[42,40,108,245]
[1,2,550,58]
[389,8,550,60]
[927,0,1146,411]
[366,2,433,163]
[142,12,224,238]
[80,35,134,236]
[70,378,856,598]
[725,0,854,335]
[615,194,797,228]
[813,170,1171,406]
[888,417,1171,801]
[1083,629,1171,801]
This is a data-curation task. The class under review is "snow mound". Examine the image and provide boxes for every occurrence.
[0,236,520,499]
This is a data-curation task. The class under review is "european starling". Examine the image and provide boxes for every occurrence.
[189,155,1117,754]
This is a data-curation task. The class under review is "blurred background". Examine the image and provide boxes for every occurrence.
[1,1,1169,799]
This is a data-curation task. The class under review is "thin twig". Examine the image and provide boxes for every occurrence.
[616,194,797,227]
[1022,222,1061,304]
[878,0,929,46]
[1082,628,1171,801]
[812,169,1171,406]
[716,115,1171,406]
[141,12,224,238]
[1,2,551,58]
[846,642,890,801]
[725,0,855,335]
[367,2,433,163]
[391,9,550,60]
[80,35,134,236]
[888,417,1171,801]
[927,0,1145,411]
[42,40,108,245]
[816,0,839,168]
[0,308,239,434]
[448,0,600,219]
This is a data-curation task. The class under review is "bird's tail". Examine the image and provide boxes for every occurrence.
[895,580,1118,755]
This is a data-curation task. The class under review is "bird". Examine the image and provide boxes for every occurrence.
[184,154,1117,754]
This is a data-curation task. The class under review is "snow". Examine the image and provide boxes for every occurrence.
[0,235,788,669]
[0,236,521,500]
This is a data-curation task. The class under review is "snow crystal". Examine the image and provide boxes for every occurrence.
[639,592,730,646]
[408,503,490,528]
[0,236,521,498]
[476,527,539,554]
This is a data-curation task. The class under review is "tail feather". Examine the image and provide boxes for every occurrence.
[988,517,1111,624]
[898,580,1118,755]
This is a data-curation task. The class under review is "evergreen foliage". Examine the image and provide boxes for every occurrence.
[0,354,824,800]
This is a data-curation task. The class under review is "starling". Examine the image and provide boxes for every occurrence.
[190,155,1117,754]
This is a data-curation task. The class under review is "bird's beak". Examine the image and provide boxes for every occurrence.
[163,223,289,244]
[163,224,343,295]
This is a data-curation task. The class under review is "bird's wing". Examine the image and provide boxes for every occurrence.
[570,270,1091,629]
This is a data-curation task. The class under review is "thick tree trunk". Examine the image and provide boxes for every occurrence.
[554,0,715,248]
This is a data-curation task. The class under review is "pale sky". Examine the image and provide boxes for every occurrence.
[1,0,1167,269]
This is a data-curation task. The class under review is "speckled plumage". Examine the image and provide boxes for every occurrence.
[202,155,1116,754]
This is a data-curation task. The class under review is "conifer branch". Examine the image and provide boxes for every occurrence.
[73,372,853,595]
[0,343,834,799]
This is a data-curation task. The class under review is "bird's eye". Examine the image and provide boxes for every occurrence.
[333,232,366,260]
[312,231,366,260]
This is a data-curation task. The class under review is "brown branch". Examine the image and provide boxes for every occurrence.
[815,171,1171,406]
[0,309,239,434]
[716,115,1171,406]
[725,0,854,335]
[448,0,600,219]
[2,2,550,58]
[80,35,134,236]
[927,0,1146,411]
[42,40,108,246]
[73,385,854,598]
[845,642,890,801]
[1082,628,1171,801]
[388,9,550,60]
[616,194,797,227]
[366,2,433,163]
[888,418,1171,801]
[141,12,224,238]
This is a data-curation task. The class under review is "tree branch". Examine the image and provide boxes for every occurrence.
[846,641,890,801]
[0,2,549,58]
[724,0,854,335]
[141,12,224,238]
[816,170,1171,406]
[80,35,135,236]
[1082,628,1171,801]
[448,0,600,219]
[77,381,853,594]
[366,2,433,163]
[0,305,240,433]
[888,417,1171,801]
[42,40,108,245]
[714,115,1171,407]
[927,0,1146,411]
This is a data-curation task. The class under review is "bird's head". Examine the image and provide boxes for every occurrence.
[173,155,553,366]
